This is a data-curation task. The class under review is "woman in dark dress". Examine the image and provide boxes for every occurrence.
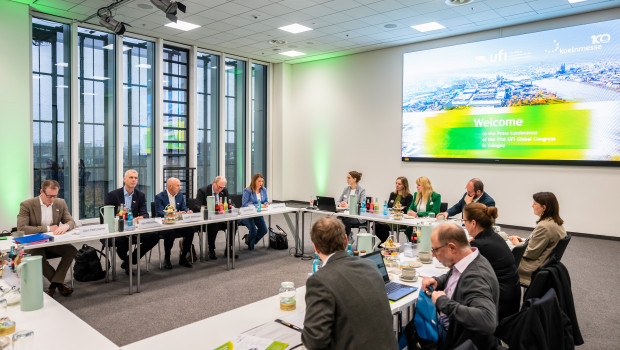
[374,176,413,243]
[463,203,521,320]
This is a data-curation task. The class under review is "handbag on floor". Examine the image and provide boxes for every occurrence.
[179,240,198,262]
[414,287,439,342]
[269,225,289,250]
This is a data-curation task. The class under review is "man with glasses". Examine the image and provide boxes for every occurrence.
[194,176,236,259]
[17,180,77,297]
[103,169,158,275]
[421,223,500,349]
[440,178,495,218]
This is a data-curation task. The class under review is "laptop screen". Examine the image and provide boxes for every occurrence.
[361,251,390,283]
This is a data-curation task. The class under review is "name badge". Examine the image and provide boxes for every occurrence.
[80,224,109,236]
[182,213,202,222]
[239,206,257,215]
[270,203,286,210]
[138,218,162,229]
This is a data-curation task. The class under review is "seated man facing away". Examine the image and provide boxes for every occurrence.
[441,178,495,218]
[103,169,158,275]
[17,180,77,297]
[302,217,397,350]
[421,222,500,350]
[155,177,195,269]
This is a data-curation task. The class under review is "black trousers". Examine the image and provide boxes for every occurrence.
[101,233,159,263]
[374,222,391,243]
[339,217,363,236]
[206,222,231,251]
[161,227,194,259]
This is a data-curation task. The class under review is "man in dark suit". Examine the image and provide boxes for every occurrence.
[302,217,397,350]
[422,223,500,350]
[17,180,77,297]
[154,177,194,269]
[195,176,234,259]
[441,178,496,217]
[103,169,158,275]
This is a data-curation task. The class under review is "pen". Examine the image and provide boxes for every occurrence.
[275,319,302,332]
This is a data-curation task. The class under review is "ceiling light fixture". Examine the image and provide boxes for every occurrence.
[445,0,474,5]
[279,50,305,57]
[411,22,446,32]
[150,0,186,23]
[568,0,587,3]
[278,23,312,34]
[165,20,200,31]
[97,8,127,35]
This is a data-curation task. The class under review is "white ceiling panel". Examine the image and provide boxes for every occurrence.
[23,0,620,64]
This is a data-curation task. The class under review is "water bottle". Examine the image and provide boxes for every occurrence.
[312,253,321,274]
[360,201,366,214]
[257,198,262,212]
[126,208,134,231]
[347,244,353,256]
[383,200,388,216]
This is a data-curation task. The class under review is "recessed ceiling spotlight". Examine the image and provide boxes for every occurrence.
[137,3,153,9]
[278,23,312,34]
[268,39,287,45]
[568,0,587,3]
[279,50,305,57]
[411,21,446,32]
[384,24,397,29]
[445,0,474,5]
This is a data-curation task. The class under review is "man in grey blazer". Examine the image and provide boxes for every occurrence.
[16,180,77,297]
[302,217,397,350]
[422,223,500,350]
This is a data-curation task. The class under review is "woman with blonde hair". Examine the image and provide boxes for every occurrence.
[405,176,441,241]
[375,176,413,243]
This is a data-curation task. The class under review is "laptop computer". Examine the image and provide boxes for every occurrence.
[317,196,347,212]
[317,196,337,212]
[362,251,418,301]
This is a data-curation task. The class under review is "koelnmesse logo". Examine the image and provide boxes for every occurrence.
[544,34,610,54]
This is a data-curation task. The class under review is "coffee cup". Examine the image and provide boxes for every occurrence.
[401,266,417,281]
[418,251,432,264]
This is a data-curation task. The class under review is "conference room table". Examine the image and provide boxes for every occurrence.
[0,271,117,350]
[2,205,301,295]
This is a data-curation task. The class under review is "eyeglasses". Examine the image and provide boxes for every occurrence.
[431,244,448,255]
[42,192,58,199]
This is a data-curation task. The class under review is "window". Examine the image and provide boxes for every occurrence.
[163,46,192,196]
[251,63,267,178]
[196,52,219,187]
[224,58,246,194]
[123,37,155,204]
[32,18,71,207]
[78,28,116,219]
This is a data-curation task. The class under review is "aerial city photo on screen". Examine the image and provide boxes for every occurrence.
[402,18,620,164]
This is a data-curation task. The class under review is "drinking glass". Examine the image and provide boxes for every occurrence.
[429,212,436,219]
[12,330,34,350]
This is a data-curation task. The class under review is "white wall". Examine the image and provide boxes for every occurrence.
[275,9,620,237]
[0,2,32,232]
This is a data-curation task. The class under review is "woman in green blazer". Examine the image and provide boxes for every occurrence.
[405,176,441,241]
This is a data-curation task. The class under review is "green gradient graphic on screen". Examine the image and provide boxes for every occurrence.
[423,104,590,160]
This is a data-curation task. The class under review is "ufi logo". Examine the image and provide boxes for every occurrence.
[591,34,611,44]
[475,49,508,63]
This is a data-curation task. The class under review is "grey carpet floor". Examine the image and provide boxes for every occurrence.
[51,210,619,349]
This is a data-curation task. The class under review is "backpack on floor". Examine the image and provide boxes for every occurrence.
[73,244,106,282]
[269,225,289,250]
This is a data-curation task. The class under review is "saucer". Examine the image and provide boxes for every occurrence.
[408,261,423,268]
[399,274,418,282]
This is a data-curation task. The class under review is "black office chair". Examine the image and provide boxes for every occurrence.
[439,202,448,213]
[511,239,528,267]
[550,233,571,261]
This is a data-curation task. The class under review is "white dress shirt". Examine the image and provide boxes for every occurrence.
[167,191,176,210]
[39,196,53,232]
